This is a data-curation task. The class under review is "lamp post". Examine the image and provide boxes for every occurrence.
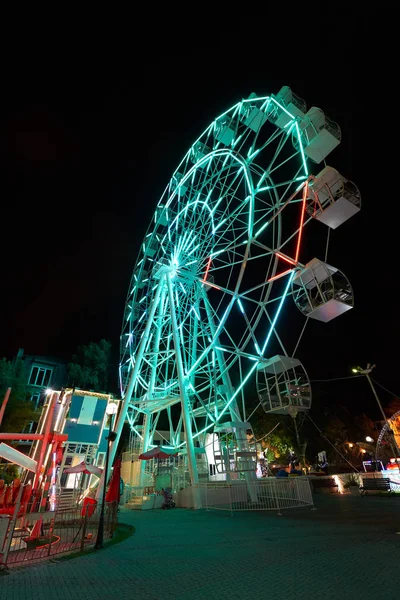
[352,364,399,457]
[95,401,118,550]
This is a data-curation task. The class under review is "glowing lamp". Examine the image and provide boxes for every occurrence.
[106,402,118,416]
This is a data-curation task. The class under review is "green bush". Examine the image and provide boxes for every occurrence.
[0,463,20,485]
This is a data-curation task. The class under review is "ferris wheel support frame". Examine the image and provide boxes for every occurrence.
[202,289,258,501]
[139,287,168,486]
[110,280,165,469]
[166,272,201,508]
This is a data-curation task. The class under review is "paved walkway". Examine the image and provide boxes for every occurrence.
[2,495,400,599]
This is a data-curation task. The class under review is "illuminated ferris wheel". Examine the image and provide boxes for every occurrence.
[112,87,361,490]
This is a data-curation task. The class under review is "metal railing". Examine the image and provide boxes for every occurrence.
[0,502,118,568]
[197,477,314,514]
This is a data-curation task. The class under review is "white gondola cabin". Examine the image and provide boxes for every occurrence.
[269,86,307,129]
[292,258,353,322]
[240,93,268,133]
[257,355,311,415]
[308,166,361,229]
[215,116,235,146]
[191,141,211,165]
[212,421,257,475]
[296,107,341,164]
[170,172,188,198]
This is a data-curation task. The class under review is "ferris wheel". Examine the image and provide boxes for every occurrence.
[112,87,361,490]
[376,410,400,460]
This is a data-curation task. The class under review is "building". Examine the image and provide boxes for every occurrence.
[14,348,68,409]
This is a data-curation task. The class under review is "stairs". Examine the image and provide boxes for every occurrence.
[126,495,144,510]
[57,489,78,511]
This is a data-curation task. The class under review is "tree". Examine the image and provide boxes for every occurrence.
[251,409,298,462]
[0,357,38,432]
[68,339,112,392]
[386,397,400,417]
[322,416,348,469]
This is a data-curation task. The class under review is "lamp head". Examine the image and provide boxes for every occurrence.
[106,401,118,416]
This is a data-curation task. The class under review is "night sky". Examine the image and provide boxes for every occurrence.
[1,27,394,418]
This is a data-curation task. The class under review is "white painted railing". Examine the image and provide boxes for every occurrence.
[197,477,314,513]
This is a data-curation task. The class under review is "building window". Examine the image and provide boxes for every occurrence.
[29,366,52,387]
[30,393,40,407]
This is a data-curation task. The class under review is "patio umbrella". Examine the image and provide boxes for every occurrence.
[64,461,103,476]
[139,447,178,460]
[106,458,121,503]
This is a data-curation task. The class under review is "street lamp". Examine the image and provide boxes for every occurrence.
[366,436,374,443]
[352,364,399,457]
[95,401,118,550]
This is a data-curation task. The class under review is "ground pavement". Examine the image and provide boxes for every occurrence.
[1,494,400,599]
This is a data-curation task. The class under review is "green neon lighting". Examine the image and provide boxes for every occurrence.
[212,218,228,235]
[261,270,294,354]
[247,148,261,161]
[295,122,308,176]
[285,121,296,137]
[187,243,200,257]
[254,220,269,238]
[260,97,271,111]
[232,133,243,149]
[241,96,269,104]
[178,270,295,447]
[270,97,295,120]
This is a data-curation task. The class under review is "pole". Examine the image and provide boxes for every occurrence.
[0,387,11,428]
[109,278,165,469]
[95,413,114,550]
[166,273,200,509]
[32,392,57,501]
[365,373,400,456]
[139,412,151,487]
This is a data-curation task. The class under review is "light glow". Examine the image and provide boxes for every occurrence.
[294,182,308,263]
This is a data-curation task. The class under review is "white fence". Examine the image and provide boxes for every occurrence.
[197,477,314,514]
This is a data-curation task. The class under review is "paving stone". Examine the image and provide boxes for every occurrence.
[1,495,400,599]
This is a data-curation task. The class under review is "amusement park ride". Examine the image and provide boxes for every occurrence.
[112,86,362,507]
[1,85,372,512]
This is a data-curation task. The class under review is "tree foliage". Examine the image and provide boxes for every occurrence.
[0,357,38,432]
[68,339,112,392]
[251,410,297,462]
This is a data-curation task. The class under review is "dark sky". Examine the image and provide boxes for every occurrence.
[0,26,395,417]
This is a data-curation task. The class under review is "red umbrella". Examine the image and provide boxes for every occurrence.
[139,447,177,460]
[64,461,103,476]
[105,458,121,504]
